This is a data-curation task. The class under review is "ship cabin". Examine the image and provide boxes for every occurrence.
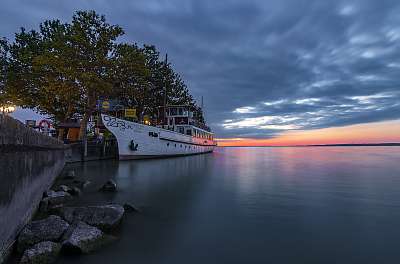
[157,105,214,141]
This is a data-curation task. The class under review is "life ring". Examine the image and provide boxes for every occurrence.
[38,119,51,131]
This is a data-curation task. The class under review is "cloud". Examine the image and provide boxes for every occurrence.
[233,106,257,114]
[1,0,400,138]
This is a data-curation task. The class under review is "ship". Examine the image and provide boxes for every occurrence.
[101,105,216,160]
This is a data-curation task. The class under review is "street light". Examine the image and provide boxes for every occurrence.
[0,105,15,114]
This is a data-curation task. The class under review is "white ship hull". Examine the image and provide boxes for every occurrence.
[102,114,216,160]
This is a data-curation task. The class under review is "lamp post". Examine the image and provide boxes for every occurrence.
[0,105,15,115]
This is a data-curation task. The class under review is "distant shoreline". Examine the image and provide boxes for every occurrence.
[218,143,400,147]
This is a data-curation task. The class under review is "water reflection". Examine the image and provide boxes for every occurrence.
[58,147,400,264]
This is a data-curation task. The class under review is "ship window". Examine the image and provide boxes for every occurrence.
[178,126,184,134]
[186,129,192,136]
[167,143,170,146]
[180,144,182,148]
[178,108,183,115]
[175,144,176,147]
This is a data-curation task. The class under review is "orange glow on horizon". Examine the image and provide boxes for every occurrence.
[216,119,400,146]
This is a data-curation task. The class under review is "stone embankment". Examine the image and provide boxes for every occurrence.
[13,175,136,264]
[17,203,125,262]
[0,115,138,263]
[0,115,66,263]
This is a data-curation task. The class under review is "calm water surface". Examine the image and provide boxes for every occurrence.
[57,147,400,264]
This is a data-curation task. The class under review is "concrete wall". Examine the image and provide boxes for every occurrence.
[0,114,66,263]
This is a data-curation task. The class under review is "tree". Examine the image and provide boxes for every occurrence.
[0,38,9,107]
[68,11,124,139]
[112,43,150,120]
[33,20,83,139]
[5,10,207,141]
[6,23,82,139]
[139,45,196,122]
[7,11,124,140]
[7,28,46,110]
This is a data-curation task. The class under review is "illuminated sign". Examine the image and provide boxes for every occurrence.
[125,108,137,118]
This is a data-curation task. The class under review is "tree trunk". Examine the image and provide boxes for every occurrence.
[78,109,91,159]
[79,94,96,159]
[58,128,65,141]
[78,110,91,140]
[79,94,95,140]
[58,104,73,141]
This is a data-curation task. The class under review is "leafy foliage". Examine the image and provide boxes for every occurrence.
[0,38,9,106]
[5,10,205,137]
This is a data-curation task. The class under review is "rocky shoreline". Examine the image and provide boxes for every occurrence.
[11,170,137,264]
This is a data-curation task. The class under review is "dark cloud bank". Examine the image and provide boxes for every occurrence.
[1,0,400,138]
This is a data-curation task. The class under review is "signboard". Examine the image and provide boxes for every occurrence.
[102,101,110,111]
[125,108,137,118]
[97,99,124,112]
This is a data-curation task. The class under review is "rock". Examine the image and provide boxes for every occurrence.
[17,215,69,253]
[68,187,81,196]
[20,241,61,264]
[64,171,75,179]
[38,199,49,213]
[62,222,105,254]
[40,191,72,211]
[59,204,125,231]
[99,179,117,192]
[57,185,71,193]
[123,203,141,213]
[81,180,91,189]
[43,190,56,198]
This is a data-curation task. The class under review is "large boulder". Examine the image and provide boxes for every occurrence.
[20,241,61,264]
[56,185,71,193]
[68,187,82,196]
[17,216,69,253]
[40,191,72,212]
[99,179,117,192]
[123,203,141,213]
[62,222,106,254]
[64,170,75,179]
[59,204,125,231]
[81,180,91,189]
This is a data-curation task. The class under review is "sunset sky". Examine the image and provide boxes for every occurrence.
[217,119,400,146]
[2,0,400,146]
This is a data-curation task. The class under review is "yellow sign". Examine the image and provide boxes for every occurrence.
[125,108,137,118]
[102,101,110,110]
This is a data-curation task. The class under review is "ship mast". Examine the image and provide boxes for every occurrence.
[163,53,168,124]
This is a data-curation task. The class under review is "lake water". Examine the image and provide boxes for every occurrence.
[57,147,400,264]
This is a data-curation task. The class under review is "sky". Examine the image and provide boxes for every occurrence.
[2,0,400,145]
